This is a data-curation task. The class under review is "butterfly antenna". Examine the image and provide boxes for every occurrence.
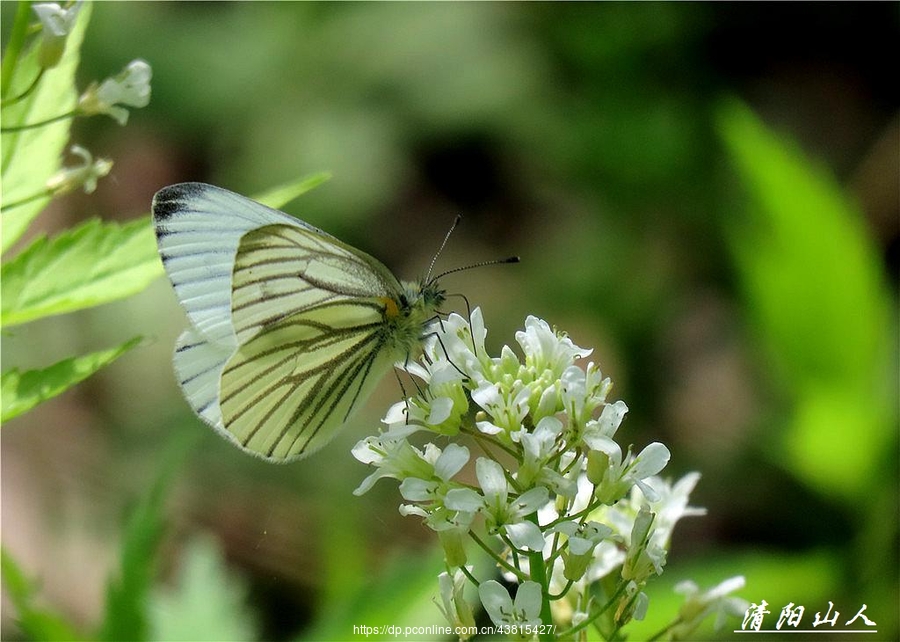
[426,214,462,282]
[431,255,520,284]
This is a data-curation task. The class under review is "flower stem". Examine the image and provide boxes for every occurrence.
[467,531,527,582]
[525,513,555,641]
[458,564,480,587]
[1,1,33,98]
[1,110,77,132]
[0,188,51,213]
[646,617,682,642]
[1,68,44,107]
[548,578,574,600]
[556,580,628,639]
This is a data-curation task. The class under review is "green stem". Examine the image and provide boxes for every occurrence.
[458,564,480,587]
[0,110,77,132]
[0,187,51,212]
[525,513,555,642]
[646,617,682,642]
[557,580,628,639]
[548,578,574,601]
[467,531,527,582]
[1,68,45,107]
[1,1,34,98]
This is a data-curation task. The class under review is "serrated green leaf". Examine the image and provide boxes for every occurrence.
[1,547,84,641]
[1,217,163,327]
[1,336,141,422]
[148,538,256,642]
[0,171,330,328]
[716,98,895,498]
[1,3,92,254]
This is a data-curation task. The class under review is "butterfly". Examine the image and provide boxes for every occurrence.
[152,182,449,462]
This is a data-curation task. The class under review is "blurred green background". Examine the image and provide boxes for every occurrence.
[2,2,897,640]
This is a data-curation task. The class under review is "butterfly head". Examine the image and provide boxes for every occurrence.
[395,279,447,320]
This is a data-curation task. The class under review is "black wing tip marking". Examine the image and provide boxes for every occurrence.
[151,182,217,223]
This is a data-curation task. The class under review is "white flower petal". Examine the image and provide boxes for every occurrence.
[476,458,508,499]
[399,504,428,517]
[435,443,469,481]
[475,420,503,435]
[514,486,550,514]
[353,471,383,496]
[631,442,671,479]
[478,580,513,627]
[427,396,454,425]
[351,437,384,465]
[506,521,546,551]
[513,581,544,621]
[471,383,501,412]
[444,488,483,512]
[597,400,628,435]
[399,477,436,502]
[568,536,594,556]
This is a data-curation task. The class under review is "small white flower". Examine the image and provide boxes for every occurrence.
[472,382,531,440]
[622,507,666,582]
[552,520,613,582]
[582,399,629,451]
[478,580,543,629]
[475,458,548,551]
[33,1,82,68]
[516,315,591,378]
[398,443,469,502]
[421,309,490,383]
[616,581,650,622]
[78,59,152,125]
[641,472,706,548]
[45,145,112,195]
[560,363,612,430]
[518,416,576,496]
[351,435,435,495]
[589,439,670,504]
[436,568,476,637]
[672,576,748,639]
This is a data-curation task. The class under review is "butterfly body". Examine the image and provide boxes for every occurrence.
[153,183,444,461]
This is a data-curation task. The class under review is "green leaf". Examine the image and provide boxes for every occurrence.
[0,171,331,329]
[254,171,332,210]
[148,538,256,642]
[1,547,84,641]
[1,218,163,327]
[98,433,197,642]
[303,546,446,641]
[1,3,92,254]
[1,336,141,422]
[716,99,895,499]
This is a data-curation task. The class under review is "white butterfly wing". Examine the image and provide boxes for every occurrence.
[171,328,232,434]
[221,223,403,460]
[152,183,327,347]
[153,183,408,461]
[229,223,399,344]
[154,183,325,434]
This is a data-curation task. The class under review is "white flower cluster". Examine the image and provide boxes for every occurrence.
[353,309,738,635]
